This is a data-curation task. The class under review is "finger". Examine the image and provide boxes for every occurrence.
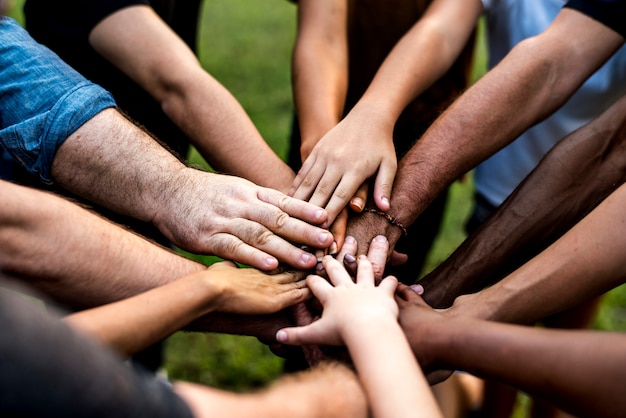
[321,255,354,286]
[349,182,369,212]
[373,159,397,212]
[389,250,408,266]
[210,224,327,271]
[378,275,399,295]
[306,274,334,302]
[257,187,328,226]
[290,156,326,202]
[336,235,356,263]
[367,235,389,280]
[307,169,345,217]
[355,255,374,287]
[329,208,348,255]
[275,322,330,346]
[319,173,363,227]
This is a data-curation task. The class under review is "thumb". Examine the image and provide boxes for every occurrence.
[373,160,397,211]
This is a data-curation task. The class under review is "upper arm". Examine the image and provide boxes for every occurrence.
[88,5,201,101]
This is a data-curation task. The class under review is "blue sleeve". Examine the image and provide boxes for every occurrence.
[0,17,117,184]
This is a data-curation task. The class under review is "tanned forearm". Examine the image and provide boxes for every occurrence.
[450,180,626,325]
[292,0,348,153]
[90,5,294,192]
[426,319,626,418]
[389,9,624,229]
[420,92,626,308]
[0,180,204,309]
[175,362,368,418]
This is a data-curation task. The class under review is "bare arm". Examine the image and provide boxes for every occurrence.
[0,180,204,309]
[277,256,442,418]
[175,361,367,418]
[348,8,625,256]
[397,289,626,418]
[291,0,348,159]
[420,91,626,307]
[66,262,310,356]
[291,0,482,222]
[447,180,626,325]
[50,108,333,271]
[89,5,294,192]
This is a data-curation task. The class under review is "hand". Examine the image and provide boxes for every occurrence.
[154,169,334,271]
[395,283,449,382]
[345,209,404,264]
[202,261,311,315]
[276,255,399,346]
[289,108,397,227]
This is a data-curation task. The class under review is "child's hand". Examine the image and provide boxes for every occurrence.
[275,255,399,346]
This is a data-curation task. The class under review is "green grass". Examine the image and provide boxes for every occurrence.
[7,0,626,403]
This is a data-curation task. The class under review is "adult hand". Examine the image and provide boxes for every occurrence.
[289,107,397,227]
[154,169,334,271]
[202,261,311,315]
[395,284,452,384]
[345,209,405,265]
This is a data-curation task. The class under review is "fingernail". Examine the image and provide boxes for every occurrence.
[301,252,314,264]
[410,284,424,295]
[374,235,387,242]
[329,242,338,255]
[265,257,278,269]
[344,235,356,244]
[316,262,324,271]
[350,198,363,212]
[318,231,330,245]
[381,197,390,207]
[344,253,356,264]
[314,208,325,222]
[276,330,287,342]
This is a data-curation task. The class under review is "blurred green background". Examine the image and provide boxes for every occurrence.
[6,0,625,401]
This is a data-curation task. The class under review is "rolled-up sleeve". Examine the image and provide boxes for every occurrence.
[0,17,116,184]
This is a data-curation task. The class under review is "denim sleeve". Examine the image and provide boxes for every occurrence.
[0,17,117,184]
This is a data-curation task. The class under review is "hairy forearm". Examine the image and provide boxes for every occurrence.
[0,180,203,309]
[451,181,626,324]
[421,92,626,307]
[51,108,188,223]
[430,319,626,418]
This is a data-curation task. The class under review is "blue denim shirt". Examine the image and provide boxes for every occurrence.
[0,17,116,183]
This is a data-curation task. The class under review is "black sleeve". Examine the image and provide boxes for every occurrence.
[25,0,150,38]
[0,282,194,418]
[564,0,626,38]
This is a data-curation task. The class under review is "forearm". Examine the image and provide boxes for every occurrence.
[89,5,294,192]
[389,9,624,227]
[0,180,204,309]
[344,319,441,418]
[430,319,626,418]
[421,92,626,307]
[451,181,626,324]
[292,0,348,152]
[355,0,481,121]
[66,271,217,357]
[175,361,367,418]
[163,68,295,192]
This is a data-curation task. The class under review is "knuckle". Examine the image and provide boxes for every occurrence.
[253,229,275,247]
